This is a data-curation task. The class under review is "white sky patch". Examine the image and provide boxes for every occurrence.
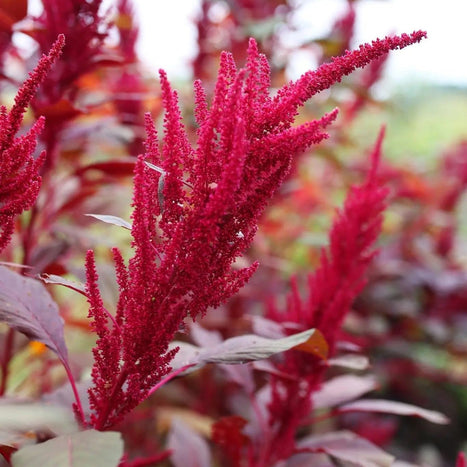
[132,0,467,87]
[132,0,201,79]
[353,0,467,86]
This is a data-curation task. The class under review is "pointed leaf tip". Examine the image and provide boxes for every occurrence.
[85,214,132,230]
[339,399,449,424]
[293,328,329,360]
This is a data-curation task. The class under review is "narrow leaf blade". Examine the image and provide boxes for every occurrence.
[39,274,86,296]
[338,399,449,424]
[85,214,131,230]
[198,328,319,364]
[165,329,319,385]
[312,375,379,409]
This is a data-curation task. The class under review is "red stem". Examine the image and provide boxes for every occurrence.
[63,362,86,426]
[146,363,194,398]
[0,328,15,395]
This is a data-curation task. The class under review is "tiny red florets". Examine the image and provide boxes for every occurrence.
[264,128,388,463]
[0,36,64,252]
[85,31,426,430]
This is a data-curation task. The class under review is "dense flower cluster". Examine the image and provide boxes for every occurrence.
[85,31,426,430]
[257,130,388,463]
[0,36,64,252]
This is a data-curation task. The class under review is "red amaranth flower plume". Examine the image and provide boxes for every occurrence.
[300,127,388,352]
[0,36,64,252]
[274,127,388,345]
[266,31,426,131]
[85,32,425,430]
[263,128,388,463]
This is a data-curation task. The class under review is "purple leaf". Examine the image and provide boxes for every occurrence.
[312,375,379,409]
[198,328,319,363]
[0,266,68,364]
[170,328,319,373]
[338,399,449,424]
[85,214,131,230]
[336,341,362,352]
[219,363,255,394]
[252,360,298,380]
[283,453,335,467]
[168,419,211,467]
[297,430,394,467]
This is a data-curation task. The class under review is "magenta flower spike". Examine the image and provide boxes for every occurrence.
[85,32,426,430]
[0,35,64,252]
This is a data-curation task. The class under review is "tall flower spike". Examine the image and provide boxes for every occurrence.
[309,127,387,351]
[270,127,388,355]
[86,33,425,430]
[0,36,64,252]
[264,129,389,464]
[264,31,426,130]
[5,34,65,146]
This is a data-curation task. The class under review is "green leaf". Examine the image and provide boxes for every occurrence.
[11,430,123,467]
